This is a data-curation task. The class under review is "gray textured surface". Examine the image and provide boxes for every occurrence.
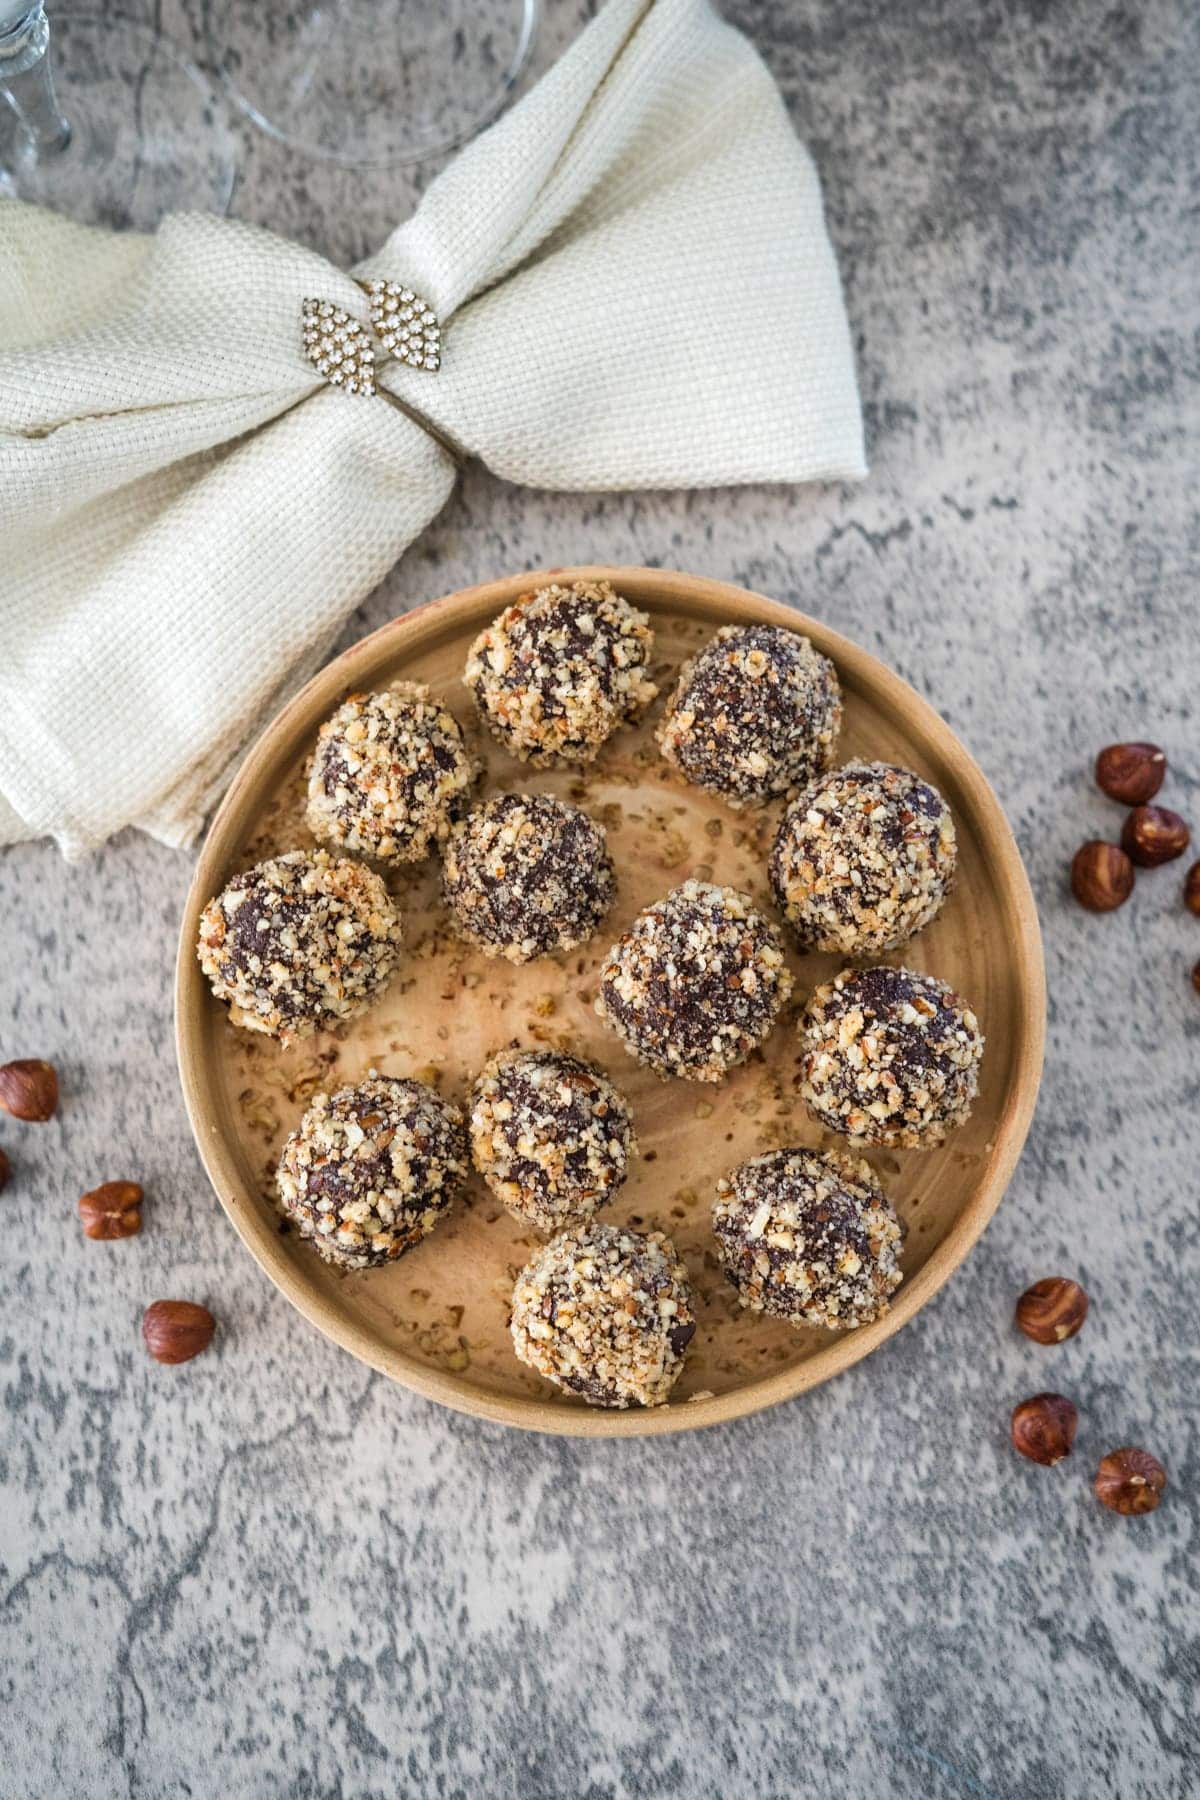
[2,1,1198,1795]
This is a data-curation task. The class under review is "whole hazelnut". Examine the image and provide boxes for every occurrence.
[1094,742,1166,805]
[79,1180,143,1240]
[142,1300,216,1365]
[1015,1276,1089,1344]
[1121,805,1190,868]
[0,1148,10,1193]
[1011,1393,1078,1466]
[1183,861,1200,916]
[0,1059,59,1123]
[1094,1447,1167,1516]
[1070,841,1134,912]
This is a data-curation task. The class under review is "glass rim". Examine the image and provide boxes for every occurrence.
[203,0,540,171]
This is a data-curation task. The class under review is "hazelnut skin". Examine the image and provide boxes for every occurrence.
[1094,1447,1167,1515]
[1094,742,1166,805]
[1011,1393,1078,1466]
[1070,841,1134,912]
[142,1300,216,1365]
[0,1059,59,1123]
[1184,861,1200,916]
[1015,1277,1088,1344]
[1121,805,1190,868]
[0,1148,10,1193]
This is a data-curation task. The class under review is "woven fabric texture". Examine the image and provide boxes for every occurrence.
[0,0,864,857]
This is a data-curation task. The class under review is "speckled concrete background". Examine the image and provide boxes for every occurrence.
[2,2,1198,1795]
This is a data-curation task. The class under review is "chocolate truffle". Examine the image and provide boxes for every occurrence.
[712,1146,903,1330]
[463,579,657,765]
[509,1222,696,1408]
[470,1049,636,1234]
[595,880,793,1082]
[442,792,615,962]
[798,965,984,1149]
[197,849,403,1044]
[656,623,841,807]
[305,680,477,863]
[277,1073,468,1270]
[770,761,957,954]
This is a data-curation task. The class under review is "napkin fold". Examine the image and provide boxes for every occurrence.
[0,0,864,858]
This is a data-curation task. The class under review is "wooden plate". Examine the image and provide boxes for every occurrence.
[176,567,1044,1437]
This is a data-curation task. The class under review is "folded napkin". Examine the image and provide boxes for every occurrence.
[0,0,864,859]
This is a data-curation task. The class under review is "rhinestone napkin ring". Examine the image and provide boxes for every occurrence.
[302,282,442,396]
[301,300,377,397]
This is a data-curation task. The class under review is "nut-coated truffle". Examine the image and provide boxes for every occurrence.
[442,792,615,962]
[712,1146,903,1329]
[277,1074,468,1270]
[197,849,403,1044]
[509,1222,696,1408]
[305,681,477,863]
[656,623,841,807]
[595,880,793,1083]
[769,761,957,954]
[463,579,657,765]
[798,964,984,1149]
[469,1049,636,1234]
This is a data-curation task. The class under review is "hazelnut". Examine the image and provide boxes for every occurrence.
[0,1058,59,1122]
[142,1300,216,1365]
[0,1148,10,1193]
[1094,742,1166,805]
[1191,960,1200,997]
[1070,841,1134,912]
[79,1180,143,1240]
[1011,1393,1078,1466]
[1183,861,1200,916]
[1015,1276,1088,1344]
[1121,804,1190,868]
[1094,1447,1167,1516]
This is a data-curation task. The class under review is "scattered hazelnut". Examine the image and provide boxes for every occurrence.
[142,1300,216,1365]
[1015,1276,1089,1344]
[1094,742,1166,805]
[1011,1393,1078,1466]
[1183,861,1200,916]
[0,1058,59,1122]
[1070,841,1134,912]
[0,1148,10,1193]
[1094,1447,1167,1516]
[1191,960,1200,997]
[1121,805,1190,868]
[79,1180,143,1240]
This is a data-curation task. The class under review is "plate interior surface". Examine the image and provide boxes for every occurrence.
[177,568,1044,1437]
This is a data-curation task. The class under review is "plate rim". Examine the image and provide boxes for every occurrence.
[175,565,1046,1438]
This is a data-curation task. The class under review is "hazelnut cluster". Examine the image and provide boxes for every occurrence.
[0,1056,218,1365]
[1073,740,1197,992]
[1010,1275,1167,1516]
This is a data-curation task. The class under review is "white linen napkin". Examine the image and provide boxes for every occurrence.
[0,0,865,858]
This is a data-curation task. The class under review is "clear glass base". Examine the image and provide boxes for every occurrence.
[206,0,539,168]
[0,14,237,231]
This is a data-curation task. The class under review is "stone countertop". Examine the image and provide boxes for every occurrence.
[1,1,1197,1795]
